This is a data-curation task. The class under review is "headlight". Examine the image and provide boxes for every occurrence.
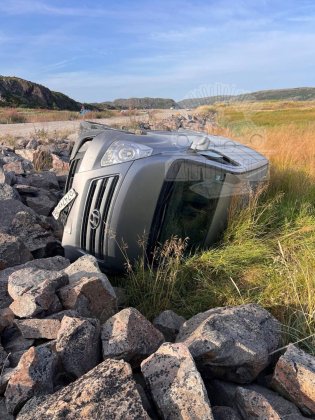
[101,141,153,167]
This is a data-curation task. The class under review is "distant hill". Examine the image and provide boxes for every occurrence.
[178,87,315,108]
[2,78,315,112]
[0,76,82,111]
[96,97,179,110]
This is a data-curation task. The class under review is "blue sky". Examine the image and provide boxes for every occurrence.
[0,0,314,102]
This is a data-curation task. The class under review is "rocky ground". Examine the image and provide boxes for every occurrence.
[0,123,314,419]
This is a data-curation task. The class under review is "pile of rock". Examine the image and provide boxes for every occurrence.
[120,112,217,133]
[147,112,217,132]
[1,136,72,174]
[0,254,314,419]
[0,142,71,271]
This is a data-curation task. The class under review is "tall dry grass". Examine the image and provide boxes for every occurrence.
[0,107,116,124]
[234,124,315,177]
[0,108,27,124]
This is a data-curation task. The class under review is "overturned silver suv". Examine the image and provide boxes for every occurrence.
[53,122,268,271]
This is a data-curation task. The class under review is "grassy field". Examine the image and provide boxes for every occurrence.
[119,101,315,354]
[0,107,116,124]
[198,100,315,129]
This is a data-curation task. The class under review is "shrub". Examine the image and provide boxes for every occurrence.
[118,237,188,320]
[0,108,27,123]
[33,150,52,171]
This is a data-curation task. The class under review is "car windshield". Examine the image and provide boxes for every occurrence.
[155,161,225,250]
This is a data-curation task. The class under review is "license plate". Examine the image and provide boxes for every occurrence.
[52,188,77,220]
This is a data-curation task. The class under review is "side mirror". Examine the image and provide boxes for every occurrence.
[189,136,210,151]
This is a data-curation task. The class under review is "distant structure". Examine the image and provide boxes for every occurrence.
[80,105,92,115]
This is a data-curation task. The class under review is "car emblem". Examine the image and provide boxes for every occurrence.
[89,209,101,229]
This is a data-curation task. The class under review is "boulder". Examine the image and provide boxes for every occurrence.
[24,190,58,216]
[0,183,20,201]
[59,256,117,322]
[2,326,34,367]
[141,342,213,419]
[0,147,19,162]
[58,272,117,322]
[15,184,41,197]
[64,254,107,283]
[46,309,79,320]
[56,316,101,378]
[212,406,241,420]
[18,255,69,272]
[3,161,25,175]
[5,346,57,415]
[0,398,13,420]
[8,267,67,301]
[271,344,315,416]
[207,380,239,408]
[235,384,306,420]
[0,200,35,234]
[10,283,62,318]
[26,172,59,190]
[40,215,64,241]
[153,309,185,342]
[0,256,69,311]
[9,210,59,257]
[209,379,306,419]
[0,233,32,270]
[176,304,281,383]
[8,267,68,318]
[51,154,69,173]
[0,169,16,186]
[0,308,15,333]
[14,149,36,163]
[0,200,59,258]
[2,326,35,354]
[0,256,69,286]
[15,319,61,340]
[4,157,33,174]
[102,307,164,366]
[17,359,149,420]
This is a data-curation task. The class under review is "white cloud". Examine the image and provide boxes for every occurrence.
[0,0,113,17]
[150,26,209,42]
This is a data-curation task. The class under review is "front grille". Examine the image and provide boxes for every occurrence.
[81,175,119,259]
[64,158,82,193]
[65,137,93,193]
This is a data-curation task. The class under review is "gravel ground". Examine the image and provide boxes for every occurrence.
[0,110,185,138]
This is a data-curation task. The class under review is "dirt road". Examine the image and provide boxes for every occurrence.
[0,110,184,138]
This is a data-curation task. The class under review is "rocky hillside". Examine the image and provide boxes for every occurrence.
[97,97,179,110]
[179,87,315,108]
[0,76,81,111]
